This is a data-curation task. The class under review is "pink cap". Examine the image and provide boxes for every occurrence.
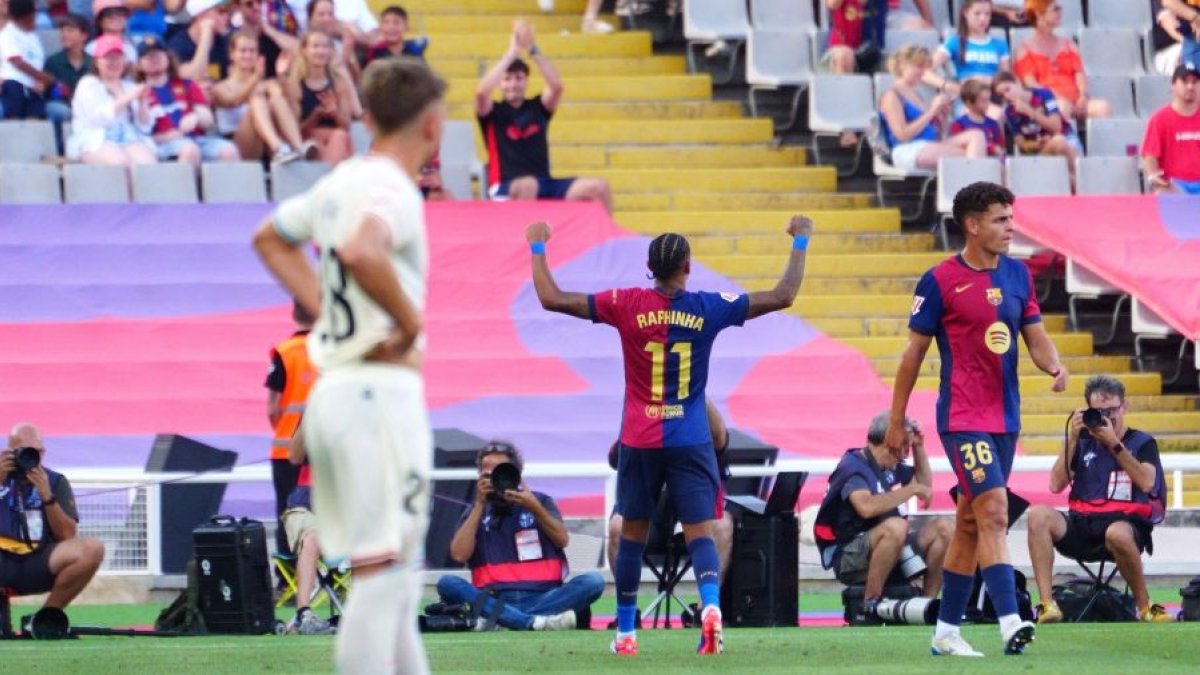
[93,34,126,58]
[92,0,128,15]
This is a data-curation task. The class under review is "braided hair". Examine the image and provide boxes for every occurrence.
[646,233,690,282]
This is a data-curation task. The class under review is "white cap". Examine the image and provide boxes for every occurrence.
[186,0,225,17]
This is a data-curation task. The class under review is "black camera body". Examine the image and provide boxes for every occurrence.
[487,462,522,505]
[11,446,41,480]
[1079,408,1108,440]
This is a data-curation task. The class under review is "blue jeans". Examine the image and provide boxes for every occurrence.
[436,572,605,630]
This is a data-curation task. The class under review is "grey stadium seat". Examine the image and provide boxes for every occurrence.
[1086,74,1136,118]
[1075,156,1142,195]
[132,163,199,204]
[1088,0,1153,31]
[0,163,61,204]
[0,120,57,163]
[682,0,750,84]
[1135,74,1171,117]
[750,0,817,32]
[935,157,1003,249]
[63,164,131,203]
[1006,155,1072,196]
[271,161,330,201]
[440,120,484,200]
[746,29,814,129]
[1086,118,1147,157]
[1079,28,1144,76]
[807,74,875,175]
[201,162,268,203]
[884,29,943,56]
[350,121,371,155]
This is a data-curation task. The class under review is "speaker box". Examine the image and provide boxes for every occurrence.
[146,434,238,574]
[424,428,488,568]
[193,517,274,634]
[720,512,798,627]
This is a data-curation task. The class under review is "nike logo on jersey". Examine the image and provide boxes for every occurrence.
[506,123,542,141]
[954,283,974,294]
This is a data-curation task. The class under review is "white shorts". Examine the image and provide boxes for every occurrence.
[890,140,932,171]
[302,363,432,568]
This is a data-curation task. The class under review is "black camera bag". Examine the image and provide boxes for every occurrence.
[1051,576,1137,622]
[1181,576,1200,621]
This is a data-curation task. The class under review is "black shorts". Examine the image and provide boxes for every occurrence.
[0,544,56,595]
[1054,512,1153,560]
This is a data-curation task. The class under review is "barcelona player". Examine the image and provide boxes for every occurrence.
[886,182,1068,657]
[525,214,813,656]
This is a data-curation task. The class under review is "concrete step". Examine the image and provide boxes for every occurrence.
[436,55,687,79]
[553,145,805,170]
[594,167,835,193]
[398,0,589,13]
[418,13,619,33]
[782,295,912,317]
[432,32,652,58]
[1023,434,1200,455]
[871,354,1132,376]
[453,75,707,103]
[740,276,920,295]
[890,372,1161,396]
[613,192,877,211]
[450,99,741,123]
[548,118,771,144]
[617,209,899,235]
[811,315,1070,338]
[707,252,949,278]
[692,233,932,255]
[840,333,1094,358]
[1020,412,1200,436]
[1023,394,1198,415]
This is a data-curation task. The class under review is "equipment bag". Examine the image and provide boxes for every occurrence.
[965,568,1035,623]
[154,559,207,634]
[1180,575,1200,622]
[1051,576,1137,622]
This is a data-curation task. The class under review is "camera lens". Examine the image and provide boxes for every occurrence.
[1082,408,1104,428]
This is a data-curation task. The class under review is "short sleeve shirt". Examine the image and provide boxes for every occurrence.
[478,95,554,185]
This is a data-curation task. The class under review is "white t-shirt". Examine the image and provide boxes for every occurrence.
[0,23,45,88]
[288,0,379,34]
[271,155,428,371]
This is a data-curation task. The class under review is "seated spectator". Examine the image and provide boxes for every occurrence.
[1142,62,1200,195]
[323,0,378,46]
[279,427,335,635]
[305,0,359,85]
[1,0,70,128]
[822,0,884,76]
[814,413,951,612]
[476,21,613,212]
[885,0,935,30]
[1153,2,1186,76]
[993,71,1080,184]
[878,44,986,171]
[283,30,353,165]
[167,0,231,84]
[231,0,298,79]
[949,79,1004,157]
[211,29,310,163]
[436,441,604,631]
[1163,1,1200,71]
[1025,375,1171,623]
[44,13,92,110]
[926,0,1009,110]
[137,36,239,165]
[362,5,427,66]
[85,0,137,62]
[0,423,106,617]
[124,0,184,42]
[67,34,157,165]
[539,0,614,34]
[1013,0,1111,123]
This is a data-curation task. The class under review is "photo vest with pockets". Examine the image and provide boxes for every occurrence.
[1067,429,1166,525]
[469,493,567,593]
[813,448,912,569]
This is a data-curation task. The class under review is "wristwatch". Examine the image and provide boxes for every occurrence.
[1111,443,1126,455]
[43,496,57,507]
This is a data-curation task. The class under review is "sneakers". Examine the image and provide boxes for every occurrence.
[1035,600,1063,624]
[532,609,576,631]
[930,632,984,657]
[1140,604,1174,623]
[272,144,300,165]
[696,606,723,655]
[1002,620,1036,655]
[582,17,615,33]
[611,634,638,656]
[299,140,320,161]
[290,608,334,635]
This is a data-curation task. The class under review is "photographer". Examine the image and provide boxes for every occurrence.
[0,423,104,613]
[814,413,953,612]
[436,441,604,631]
[1026,375,1171,623]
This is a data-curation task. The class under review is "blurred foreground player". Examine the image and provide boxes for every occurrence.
[525,214,814,656]
[252,57,445,673]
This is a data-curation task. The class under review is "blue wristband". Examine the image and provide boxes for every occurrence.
[531,241,546,255]
[792,235,809,251]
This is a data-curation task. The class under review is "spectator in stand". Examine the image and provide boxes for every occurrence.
[993,70,1079,186]
[231,0,297,79]
[361,5,427,66]
[1013,0,1111,124]
[124,0,183,42]
[210,29,310,162]
[1142,62,1200,195]
[950,79,1004,157]
[885,0,935,30]
[879,44,986,171]
[85,0,136,63]
[263,0,300,38]
[1153,2,1186,76]
[823,1,884,76]
[305,0,359,85]
[45,14,92,106]
[537,0,615,34]
[926,0,1009,116]
[1163,1,1200,70]
[137,36,239,165]
[66,33,156,166]
[0,0,66,126]
[283,29,352,165]
[167,0,231,84]
[476,21,613,212]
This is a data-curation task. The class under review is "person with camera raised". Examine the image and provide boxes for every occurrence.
[435,441,604,631]
[1025,375,1171,624]
[814,412,953,616]
[0,423,105,616]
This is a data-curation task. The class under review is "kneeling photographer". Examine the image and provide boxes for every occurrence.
[814,413,953,620]
[1,423,105,622]
[1026,375,1170,623]
[434,441,603,631]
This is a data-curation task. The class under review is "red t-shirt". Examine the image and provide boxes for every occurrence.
[829,0,866,48]
[145,78,208,137]
[1142,104,1200,182]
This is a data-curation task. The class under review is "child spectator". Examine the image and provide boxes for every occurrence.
[66,33,156,166]
[1,0,62,121]
[86,0,137,62]
[167,0,231,83]
[44,13,93,105]
[137,36,239,165]
[1013,0,1111,123]
[950,78,1004,157]
[927,0,1009,102]
[283,29,353,165]
[361,5,427,66]
[993,70,1079,184]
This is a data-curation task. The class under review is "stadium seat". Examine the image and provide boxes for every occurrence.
[1079,28,1144,76]
[0,120,57,163]
[1131,297,1188,385]
[1086,74,1136,118]
[872,153,934,226]
[350,120,370,155]
[1086,118,1147,157]
[934,156,1003,249]
[200,162,268,203]
[807,74,874,176]
[1065,257,1128,344]
[682,0,751,84]
[746,29,814,130]
[883,28,943,56]
[1075,156,1142,196]
[440,120,483,200]
[1088,0,1153,30]
[131,163,199,204]
[271,161,330,201]
[63,164,131,203]
[0,163,61,204]
[1135,74,1171,117]
[1006,155,1071,196]
[749,0,816,32]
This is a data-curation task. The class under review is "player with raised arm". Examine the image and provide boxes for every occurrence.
[525,215,814,656]
[251,57,445,674]
[885,181,1068,658]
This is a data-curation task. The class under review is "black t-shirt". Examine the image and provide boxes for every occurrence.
[259,33,282,80]
[166,29,230,81]
[478,95,554,185]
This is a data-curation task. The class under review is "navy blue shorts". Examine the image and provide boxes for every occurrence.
[616,442,719,524]
[489,176,576,200]
[940,431,1018,501]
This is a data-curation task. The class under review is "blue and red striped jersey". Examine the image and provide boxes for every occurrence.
[909,254,1041,434]
[589,287,749,448]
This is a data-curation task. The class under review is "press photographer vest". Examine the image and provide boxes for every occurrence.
[468,494,566,593]
[1067,429,1165,524]
[813,448,913,568]
[270,332,317,460]
[0,470,65,555]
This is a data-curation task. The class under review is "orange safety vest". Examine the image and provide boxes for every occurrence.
[270,332,318,460]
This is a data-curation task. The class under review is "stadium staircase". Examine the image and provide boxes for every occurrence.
[396,0,1198,505]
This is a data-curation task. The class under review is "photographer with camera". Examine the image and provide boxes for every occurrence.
[1026,375,1171,623]
[814,413,953,617]
[0,423,105,615]
[435,441,604,631]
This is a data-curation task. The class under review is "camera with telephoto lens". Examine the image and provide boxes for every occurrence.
[1079,408,1108,440]
[874,596,940,625]
[10,446,41,480]
[487,462,522,505]
[897,544,927,580]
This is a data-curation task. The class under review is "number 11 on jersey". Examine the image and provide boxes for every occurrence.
[644,341,692,401]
